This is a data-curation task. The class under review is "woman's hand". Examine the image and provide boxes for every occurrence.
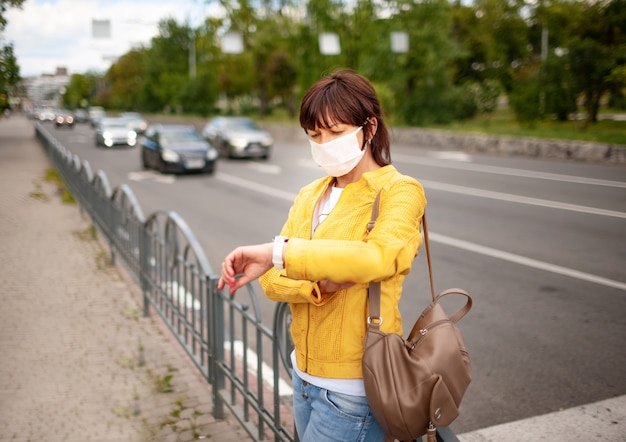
[217,243,273,295]
[318,280,355,294]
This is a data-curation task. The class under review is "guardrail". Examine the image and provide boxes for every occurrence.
[34,122,458,442]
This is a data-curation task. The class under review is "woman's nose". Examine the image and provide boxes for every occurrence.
[317,133,332,144]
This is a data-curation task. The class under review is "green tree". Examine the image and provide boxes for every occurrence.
[102,49,146,110]
[607,64,626,110]
[0,43,20,109]
[528,0,581,121]
[464,0,531,93]
[141,19,193,112]
[62,73,98,109]
[214,0,300,116]
[386,0,461,125]
[213,0,259,113]
[541,55,576,121]
[264,50,299,117]
[508,64,541,126]
[88,0,626,127]
[568,37,613,125]
[474,78,501,117]
[567,0,626,124]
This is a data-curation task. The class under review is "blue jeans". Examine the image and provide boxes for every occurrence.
[292,370,387,442]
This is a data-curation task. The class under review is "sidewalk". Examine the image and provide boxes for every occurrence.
[0,115,251,441]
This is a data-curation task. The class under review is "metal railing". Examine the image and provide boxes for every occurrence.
[35,122,297,441]
[35,122,457,442]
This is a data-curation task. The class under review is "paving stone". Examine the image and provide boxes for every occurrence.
[0,116,253,442]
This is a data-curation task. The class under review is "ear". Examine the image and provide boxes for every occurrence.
[367,117,378,141]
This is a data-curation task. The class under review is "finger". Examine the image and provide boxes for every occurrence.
[223,254,237,278]
[221,258,235,283]
[228,275,254,295]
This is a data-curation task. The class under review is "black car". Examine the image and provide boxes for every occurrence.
[140,124,218,174]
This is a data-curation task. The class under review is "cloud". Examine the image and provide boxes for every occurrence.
[3,0,207,77]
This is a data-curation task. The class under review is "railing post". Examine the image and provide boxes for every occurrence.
[109,202,116,267]
[434,426,460,442]
[140,224,150,317]
[209,277,225,419]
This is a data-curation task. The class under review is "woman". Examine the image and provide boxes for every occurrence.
[217,69,426,441]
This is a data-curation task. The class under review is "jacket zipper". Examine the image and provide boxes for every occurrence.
[304,185,330,373]
[305,303,310,372]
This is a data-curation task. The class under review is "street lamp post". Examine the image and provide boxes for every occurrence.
[189,30,197,80]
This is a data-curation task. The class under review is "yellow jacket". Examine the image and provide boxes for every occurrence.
[259,165,426,379]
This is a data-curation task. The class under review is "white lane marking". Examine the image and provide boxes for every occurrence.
[458,394,626,442]
[215,172,626,291]
[225,340,293,397]
[430,232,626,292]
[215,172,297,201]
[68,135,90,143]
[128,171,151,181]
[222,167,626,220]
[394,153,626,188]
[429,151,473,162]
[165,281,201,310]
[247,162,282,175]
[420,179,626,219]
[128,171,176,184]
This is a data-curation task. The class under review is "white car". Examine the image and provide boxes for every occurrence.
[37,107,56,122]
[94,117,137,148]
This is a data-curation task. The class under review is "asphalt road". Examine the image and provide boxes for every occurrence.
[40,119,626,435]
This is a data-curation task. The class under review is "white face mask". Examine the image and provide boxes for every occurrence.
[309,126,365,177]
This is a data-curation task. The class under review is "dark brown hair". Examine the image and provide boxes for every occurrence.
[299,69,391,166]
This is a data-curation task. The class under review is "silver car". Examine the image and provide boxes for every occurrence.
[201,116,273,159]
[119,112,148,134]
[94,117,137,148]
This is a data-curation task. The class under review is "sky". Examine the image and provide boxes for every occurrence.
[2,0,215,78]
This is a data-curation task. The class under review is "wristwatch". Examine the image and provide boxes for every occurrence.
[272,236,288,269]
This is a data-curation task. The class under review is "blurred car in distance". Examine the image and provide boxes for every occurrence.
[201,116,272,159]
[140,124,218,174]
[94,117,137,148]
[73,109,88,123]
[37,107,56,122]
[25,106,38,120]
[88,106,106,127]
[119,112,148,134]
[55,111,74,128]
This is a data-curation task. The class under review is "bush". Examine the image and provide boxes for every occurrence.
[509,76,541,126]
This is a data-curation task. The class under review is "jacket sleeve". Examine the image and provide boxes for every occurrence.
[259,188,326,304]
[285,179,425,284]
[260,177,426,299]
